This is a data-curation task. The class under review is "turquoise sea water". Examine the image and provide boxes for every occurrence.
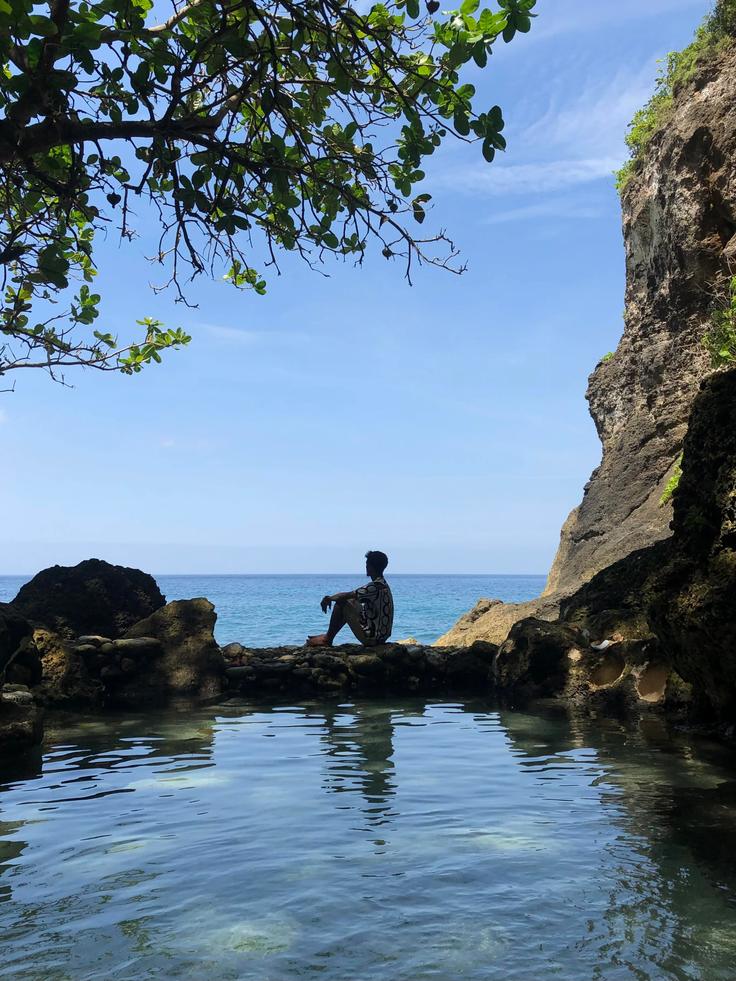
[0,573,546,646]
[0,700,735,980]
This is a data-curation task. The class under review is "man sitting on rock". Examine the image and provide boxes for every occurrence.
[306,551,394,648]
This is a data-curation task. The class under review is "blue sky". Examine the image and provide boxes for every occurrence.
[1,0,712,575]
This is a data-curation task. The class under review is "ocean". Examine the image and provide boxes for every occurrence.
[0,573,546,646]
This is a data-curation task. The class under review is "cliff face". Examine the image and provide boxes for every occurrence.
[545,49,736,596]
[438,46,736,648]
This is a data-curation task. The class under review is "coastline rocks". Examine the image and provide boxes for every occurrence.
[34,628,105,705]
[0,686,43,756]
[11,558,165,639]
[0,604,41,688]
[224,641,498,697]
[493,615,686,714]
[121,599,226,701]
[436,595,560,647]
[495,619,585,697]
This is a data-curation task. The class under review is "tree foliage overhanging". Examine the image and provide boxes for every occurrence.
[0,0,535,382]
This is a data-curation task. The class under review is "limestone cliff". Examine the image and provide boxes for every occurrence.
[438,43,736,647]
[546,46,736,597]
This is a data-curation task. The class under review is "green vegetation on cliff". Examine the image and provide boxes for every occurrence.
[704,274,736,366]
[615,0,736,192]
[659,454,683,507]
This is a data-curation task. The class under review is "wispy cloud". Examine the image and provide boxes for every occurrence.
[431,55,660,202]
[484,198,602,224]
[519,64,658,160]
[433,156,619,198]
[529,0,707,43]
[194,323,306,346]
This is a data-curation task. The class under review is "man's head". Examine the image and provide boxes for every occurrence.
[365,550,389,578]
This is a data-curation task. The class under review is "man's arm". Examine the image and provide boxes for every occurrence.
[321,590,357,613]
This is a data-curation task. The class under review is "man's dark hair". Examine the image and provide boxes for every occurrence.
[365,550,389,575]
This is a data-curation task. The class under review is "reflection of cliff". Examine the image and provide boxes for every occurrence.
[500,706,736,975]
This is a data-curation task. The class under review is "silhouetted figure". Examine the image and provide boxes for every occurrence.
[307,550,394,647]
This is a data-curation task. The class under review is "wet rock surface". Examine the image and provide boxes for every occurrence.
[11,558,165,639]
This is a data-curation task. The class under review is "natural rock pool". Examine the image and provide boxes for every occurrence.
[1,700,735,980]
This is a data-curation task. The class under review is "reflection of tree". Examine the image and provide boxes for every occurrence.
[319,702,398,831]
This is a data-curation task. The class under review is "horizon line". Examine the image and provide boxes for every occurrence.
[0,570,548,578]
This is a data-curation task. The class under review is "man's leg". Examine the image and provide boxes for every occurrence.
[307,598,350,647]
[307,598,371,647]
[342,599,372,646]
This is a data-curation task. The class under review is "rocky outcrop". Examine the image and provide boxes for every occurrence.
[493,370,736,722]
[224,641,498,697]
[122,599,226,701]
[546,48,736,597]
[11,558,165,639]
[435,595,559,647]
[29,600,226,707]
[495,619,586,697]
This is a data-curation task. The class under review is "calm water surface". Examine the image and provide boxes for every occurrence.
[1,700,735,980]
[0,574,546,645]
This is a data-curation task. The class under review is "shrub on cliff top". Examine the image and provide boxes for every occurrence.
[704,274,736,367]
[615,0,736,192]
[0,0,535,385]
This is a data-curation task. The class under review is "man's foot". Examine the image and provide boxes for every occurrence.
[306,634,332,648]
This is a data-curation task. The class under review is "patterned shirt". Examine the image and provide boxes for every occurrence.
[355,577,394,642]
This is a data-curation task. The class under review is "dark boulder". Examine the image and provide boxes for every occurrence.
[495,618,586,697]
[11,558,165,639]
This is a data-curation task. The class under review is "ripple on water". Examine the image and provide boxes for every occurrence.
[0,700,735,981]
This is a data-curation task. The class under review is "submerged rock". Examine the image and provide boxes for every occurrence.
[11,558,165,639]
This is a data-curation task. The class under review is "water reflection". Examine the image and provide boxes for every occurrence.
[0,699,733,980]
[319,703,398,831]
